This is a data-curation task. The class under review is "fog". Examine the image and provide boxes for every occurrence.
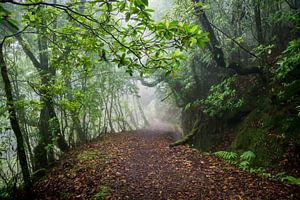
[136,81,182,140]
[0,0,182,189]
[133,0,182,138]
[149,0,174,21]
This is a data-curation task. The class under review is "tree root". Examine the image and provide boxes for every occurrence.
[170,119,200,147]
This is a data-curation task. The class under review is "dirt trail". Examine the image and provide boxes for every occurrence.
[32,130,298,200]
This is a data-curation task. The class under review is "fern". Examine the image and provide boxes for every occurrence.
[214,150,256,168]
[240,151,255,162]
[281,176,300,186]
[238,160,250,170]
[214,151,238,164]
[214,151,300,186]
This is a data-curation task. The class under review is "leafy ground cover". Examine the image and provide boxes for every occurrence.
[27,130,299,200]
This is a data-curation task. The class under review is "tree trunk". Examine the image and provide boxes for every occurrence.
[65,76,86,144]
[193,0,226,68]
[72,113,86,143]
[10,49,35,169]
[116,97,127,131]
[47,96,69,152]
[2,22,69,169]
[37,28,69,156]
[0,42,32,190]
[136,96,149,127]
[253,0,264,45]
[253,0,268,67]
[108,92,115,133]
[193,0,262,75]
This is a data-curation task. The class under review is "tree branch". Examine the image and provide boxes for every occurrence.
[139,75,165,87]
[0,24,29,44]
[1,22,41,70]
[209,22,262,61]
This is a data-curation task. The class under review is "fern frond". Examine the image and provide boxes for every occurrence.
[240,150,255,162]
[214,151,238,161]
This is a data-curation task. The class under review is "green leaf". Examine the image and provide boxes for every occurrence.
[189,25,198,33]
[6,18,19,30]
[134,0,148,7]
[119,2,126,11]
[282,176,300,185]
[195,2,204,8]
[132,7,140,14]
[28,13,35,22]
[214,151,238,161]
[107,3,113,12]
[169,20,179,29]
[240,151,255,162]
[125,12,131,22]
[145,8,155,12]
[184,103,191,111]
[165,31,173,40]
[190,37,197,44]
[141,0,149,6]
[165,19,170,29]
[239,160,250,170]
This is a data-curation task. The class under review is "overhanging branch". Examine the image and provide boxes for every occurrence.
[1,22,41,70]
[139,75,165,87]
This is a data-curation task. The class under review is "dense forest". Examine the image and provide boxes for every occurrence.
[0,0,299,199]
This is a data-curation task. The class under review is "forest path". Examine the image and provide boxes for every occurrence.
[32,130,297,200]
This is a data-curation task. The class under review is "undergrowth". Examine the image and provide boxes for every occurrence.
[214,150,300,186]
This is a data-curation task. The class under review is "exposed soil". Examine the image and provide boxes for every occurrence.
[29,130,299,200]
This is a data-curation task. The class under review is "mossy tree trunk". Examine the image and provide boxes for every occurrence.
[0,42,32,190]
[3,23,69,169]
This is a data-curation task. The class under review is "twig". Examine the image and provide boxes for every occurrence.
[0,25,29,45]
[208,22,261,61]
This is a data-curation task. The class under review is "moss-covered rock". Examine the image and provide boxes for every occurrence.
[230,97,300,170]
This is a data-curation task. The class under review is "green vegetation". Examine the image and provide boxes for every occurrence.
[93,185,111,200]
[230,94,300,169]
[154,0,300,179]
[201,76,244,118]
[77,150,98,161]
[0,0,208,193]
[215,150,300,186]
[214,150,255,169]
[0,0,299,197]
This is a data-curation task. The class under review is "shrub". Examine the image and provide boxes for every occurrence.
[201,76,244,118]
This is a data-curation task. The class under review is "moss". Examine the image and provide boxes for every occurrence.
[76,150,97,161]
[230,99,288,168]
[170,118,200,147]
